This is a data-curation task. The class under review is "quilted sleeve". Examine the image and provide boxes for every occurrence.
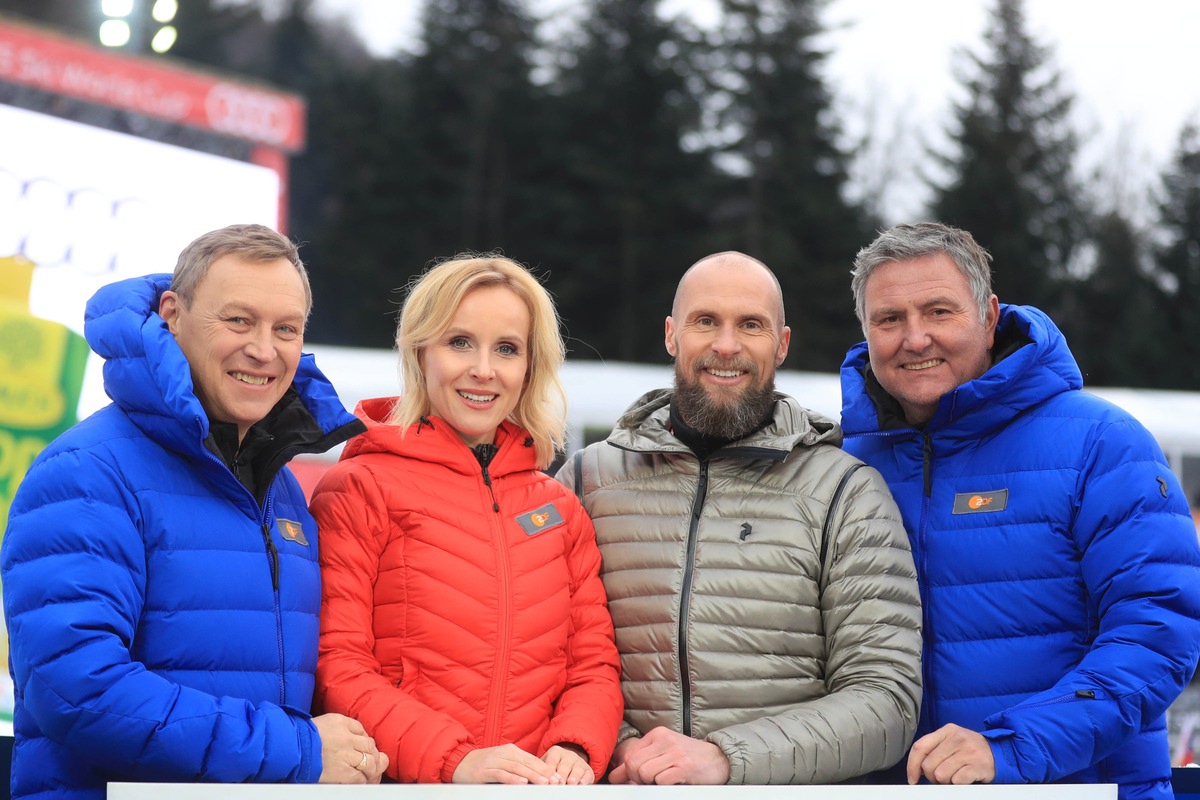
[982,415,1200,783]
[311,462,475,783]
[536,490,623,777]
[707,462,923,784]
[2,446,319,783]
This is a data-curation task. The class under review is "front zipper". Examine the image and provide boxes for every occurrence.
[199,431,288,705]
[678,459,710,738]
[918,431,935,731]
[480,454,511,745]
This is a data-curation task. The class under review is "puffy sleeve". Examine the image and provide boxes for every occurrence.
[2,446,320,783]
[982,416,1200,783]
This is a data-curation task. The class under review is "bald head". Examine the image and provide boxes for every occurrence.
[673,251,786,331]
[666,250,791,438]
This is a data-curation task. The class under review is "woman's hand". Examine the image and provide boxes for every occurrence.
[452,744,562,784]
[542,743,595,785]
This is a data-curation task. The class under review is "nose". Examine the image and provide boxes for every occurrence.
[469,350,495,381]
[711,323,742,358]
[244,327,278,363]
[901,317,931,351]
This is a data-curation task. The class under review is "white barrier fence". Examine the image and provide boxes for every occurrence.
[108,782,1117,799]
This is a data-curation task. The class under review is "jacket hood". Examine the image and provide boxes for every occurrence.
[609,387,843,455]
[84,272,363,459]
[341,396,539,477]
[839,303,1083,437]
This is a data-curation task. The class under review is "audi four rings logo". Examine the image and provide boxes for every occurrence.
[205,84,292,147]
[0,168,155,275]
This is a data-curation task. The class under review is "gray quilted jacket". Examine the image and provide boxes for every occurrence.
[557,389,922,784]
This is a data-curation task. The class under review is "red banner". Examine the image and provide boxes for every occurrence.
[0,17,305,151]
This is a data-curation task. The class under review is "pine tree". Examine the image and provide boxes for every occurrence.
[1155,122,1200,389]
[544,0,716,362]
[1060,211,1165,387]
[704,0,869,371]
[930,0,1087,314]
[405,0,549,257]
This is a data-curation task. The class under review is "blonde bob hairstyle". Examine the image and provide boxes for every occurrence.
[387,254,567,468]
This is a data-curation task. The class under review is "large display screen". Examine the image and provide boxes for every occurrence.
[0,102,281,414]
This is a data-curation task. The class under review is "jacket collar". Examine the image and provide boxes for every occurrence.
[341,396,540,477]
[839,303,1083,438]
[607,387,843,457]
[84,273,364,466]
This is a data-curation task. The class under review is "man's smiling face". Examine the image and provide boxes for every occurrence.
[666,255,789,438]
[863,252,999,426]
[159,254,307,443]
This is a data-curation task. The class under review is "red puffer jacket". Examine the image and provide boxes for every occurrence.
[311,397,622,783]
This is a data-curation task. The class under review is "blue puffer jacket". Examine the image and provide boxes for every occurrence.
[2,274,363,799]
[840,303,1200,798]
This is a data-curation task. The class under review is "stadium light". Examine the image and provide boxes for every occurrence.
[98,19,131,48]
[151,0,178,24]
[101,0,135,17]
[150,25,177,53]
[99,0,178,53]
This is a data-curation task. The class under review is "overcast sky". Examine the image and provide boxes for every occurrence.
[308,0,1200,222]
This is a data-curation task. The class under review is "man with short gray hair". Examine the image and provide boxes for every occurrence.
[840,221,1200,798]
[3,224,384,797]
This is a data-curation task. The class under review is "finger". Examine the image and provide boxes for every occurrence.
[931,748,986,786]
[907,730,943,784]
[951,763,985,786]
[542,747,571,773]
[653,765,689,786]
[363,752,388,783]
[608,764,630,784]
[621,741,664,783]
[568,758,595,785]
[352,733,379,756]
[631,751,676,785]
[493,751,558,785]
[549,752,582,784]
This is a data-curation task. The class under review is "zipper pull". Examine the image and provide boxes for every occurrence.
[482,467,499,512]
[262,523,279,590]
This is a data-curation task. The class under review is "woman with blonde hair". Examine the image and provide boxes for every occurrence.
[311,254,622,784]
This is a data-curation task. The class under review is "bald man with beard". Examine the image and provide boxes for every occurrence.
[557,252,923,785]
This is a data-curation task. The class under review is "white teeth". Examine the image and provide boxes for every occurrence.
[708,369,742,378]
[903,359,942,371]
[459,391,496,402]
[232,372,270,385]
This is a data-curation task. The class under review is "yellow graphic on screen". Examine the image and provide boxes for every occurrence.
[0,254,91,723]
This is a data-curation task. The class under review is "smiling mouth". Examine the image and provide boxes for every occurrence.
[458,390,497,403]
[232,372,271,385]
[706,368,744,378]
[902,359,944,371]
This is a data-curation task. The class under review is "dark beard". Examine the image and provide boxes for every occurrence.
[673,359,777,441]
